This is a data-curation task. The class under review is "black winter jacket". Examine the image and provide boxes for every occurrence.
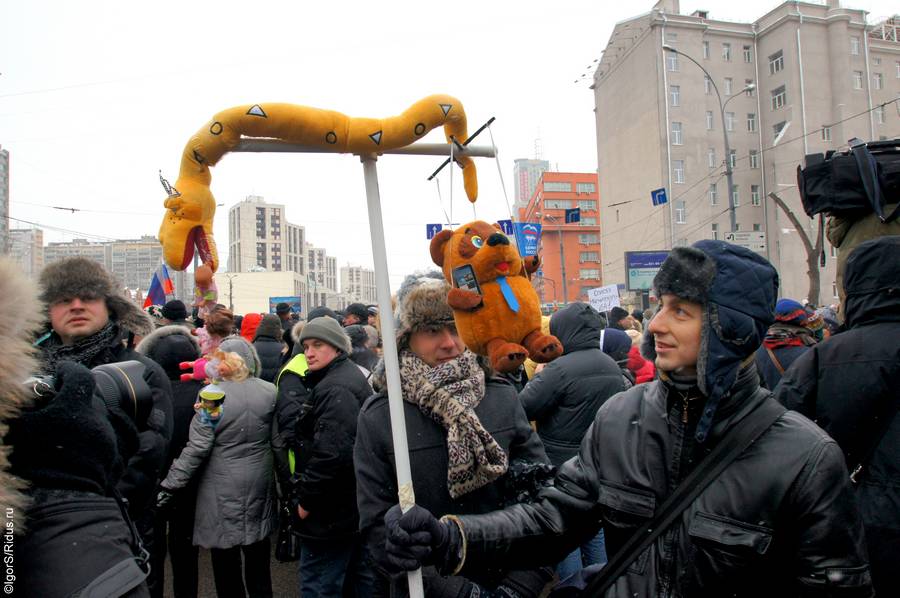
[253,334,284,383]
[451,365,872,597]
[356,377,551,597]
[520,303,626,465]
[775,236,900,595]
[288,353,371,539]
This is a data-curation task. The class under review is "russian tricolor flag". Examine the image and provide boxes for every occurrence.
[144,263,175,308]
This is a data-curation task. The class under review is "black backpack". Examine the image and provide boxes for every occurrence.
[797,138,900,222]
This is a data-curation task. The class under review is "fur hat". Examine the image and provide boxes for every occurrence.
[0,258,44,525]
[299,316,352,354]
[137,325,201,380]
[345,302,370,322]
[643,241,778,443]
[394,271,454,351]
[307,306,339,322]
[344,324,369,348]
[38,257,154,337]
[254,314,283,341]
[161,299,188,322]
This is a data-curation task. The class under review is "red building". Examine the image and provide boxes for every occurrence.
[518,172,601,305]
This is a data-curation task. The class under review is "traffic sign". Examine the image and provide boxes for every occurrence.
[497,219,514,235]
[564,207,581,223]
[651,187,668,206]
[724,231,766,252]
[426,223,443,239]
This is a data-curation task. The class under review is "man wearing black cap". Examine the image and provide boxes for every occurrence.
[343,302,369,327]
[275,301,294,354]
[161,299,194,329]
[382,241,872,596]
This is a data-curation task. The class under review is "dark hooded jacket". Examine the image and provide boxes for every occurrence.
[776,235,900,595]
[519,302,625,466]
[441,241,871,596]
[253,315,286,383]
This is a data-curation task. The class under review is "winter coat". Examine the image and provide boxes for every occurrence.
[287,353,372,540]
[520,303,626,466]
[754,343,809,390]
[452,364,872,596]
[356,377,550,596]
[272,354,310,488]
[775,235,900,595]
[626,345,655,384]
[253,334,285,383]
[350,346,379,372]
[162,375,278,549]
[37,325,175,519]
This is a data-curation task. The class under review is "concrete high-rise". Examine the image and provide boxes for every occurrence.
[513,159,550,212]
[9,228,43,278]
[341,265,377,304]
[593,0,898,304]
[0,146,9,254]
[43,235,165,294]
[227,195,306,276]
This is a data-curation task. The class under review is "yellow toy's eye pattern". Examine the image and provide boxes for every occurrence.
[471,235,484,248]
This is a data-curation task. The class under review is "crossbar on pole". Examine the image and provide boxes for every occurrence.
[234,139,496,158]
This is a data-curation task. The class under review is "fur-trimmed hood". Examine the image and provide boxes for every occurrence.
[0,258,44,522]
[136,325,201,381]
[38,257,154,337]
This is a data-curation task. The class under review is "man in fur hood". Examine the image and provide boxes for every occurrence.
[34,258,174,534]
[382,243,872,596]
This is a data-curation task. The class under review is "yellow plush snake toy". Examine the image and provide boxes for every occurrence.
[159,94,478,273]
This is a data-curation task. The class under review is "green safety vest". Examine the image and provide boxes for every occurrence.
[276,354,309,475]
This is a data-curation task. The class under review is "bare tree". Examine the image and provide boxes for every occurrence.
[768,192,825,306]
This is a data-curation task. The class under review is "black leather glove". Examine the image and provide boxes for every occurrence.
[155,488,176,510]
[494,567,556,598]
[384,504,460,574]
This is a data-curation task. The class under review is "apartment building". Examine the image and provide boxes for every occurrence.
[518,172,602,304]
[9,228,44,278]
[593,0,898,304]
[228,195,306,275]
[513,158,550,212]
[0,146,9,254]
[340,265,377,304]
[307,243,338,308]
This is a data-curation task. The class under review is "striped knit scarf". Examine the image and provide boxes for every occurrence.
[399,349,508,499]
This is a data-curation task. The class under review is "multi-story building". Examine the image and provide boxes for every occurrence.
[223,270,307,316]
[513,158,550,212]
[593,0,899,304]
[518,172,602,305]
[227,195,306,276]
[340,265,377,304]
[44,238,107,269]
[0,146,9,254]
[306,243,338,308]
[9,228,44,278]
[44,235,164,293]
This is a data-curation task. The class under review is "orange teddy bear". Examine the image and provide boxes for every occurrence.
[429,220,563,373]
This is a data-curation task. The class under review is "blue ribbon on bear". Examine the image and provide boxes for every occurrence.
[496,276,520,313]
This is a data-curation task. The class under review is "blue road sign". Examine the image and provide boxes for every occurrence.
[426,223,443,239]
[497,219,514,235]
[564,207,581,223]
[651,188,668,206]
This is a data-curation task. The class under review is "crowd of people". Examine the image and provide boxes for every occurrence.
[0,233,897,597]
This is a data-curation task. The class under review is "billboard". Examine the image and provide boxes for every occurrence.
[268,296,302,314]
[625,251,669,291]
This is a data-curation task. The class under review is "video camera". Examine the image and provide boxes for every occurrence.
[26,360,154,430]
[797,137,900,222]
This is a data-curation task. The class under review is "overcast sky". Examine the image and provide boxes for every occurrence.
[2,0,896,287]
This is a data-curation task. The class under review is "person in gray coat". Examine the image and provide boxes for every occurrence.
[159,336,277,598]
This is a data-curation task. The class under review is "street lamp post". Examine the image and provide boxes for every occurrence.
[662,45,754,233]
[537,212,569,305]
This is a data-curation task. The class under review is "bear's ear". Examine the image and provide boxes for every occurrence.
[492,222,503,232]
[429,229,454,267]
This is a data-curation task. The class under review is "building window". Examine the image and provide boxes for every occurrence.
[579,233,599,244]
[771,86,786,110]
[873,57,881,66]
[822,126,832,141]
[711,222,719,240]
[728,149,737,168]
[850,36,860,55]
[702,41,710,59]
[544,199,573,209]
[745,79,755,96]
[675,200,687,223]
[873,73,884,90]
[670,85,680,107]
[708,147,717,168]
[667,52,679,72]
[673,159,685,183]
[709,183,718,205]
[751,185,761,206]
[896,61,900,78]
[577,200,597,210]
[743,45,753,63]
[750,150,759,169]
[753,223,762,231]
[724,77,733,96]
[875,105,885,124]
[769,50,784,75]
[722,43,732,61]
[544,182,572,192]
[579,251,599,262]
[704,75,713,95]
[732,185,740,206]
[579,268,600,279]
[852,70,863,90]
[580,217,598,225]
[575,182,596,193]
[706,110,714,130]
[747,113,757,132]
[725,111,735,131]
[773,121,787,138]
[833,282,838,298]
[672,122,683,145]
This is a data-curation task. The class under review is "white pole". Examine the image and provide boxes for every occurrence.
[360,154,425,598]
